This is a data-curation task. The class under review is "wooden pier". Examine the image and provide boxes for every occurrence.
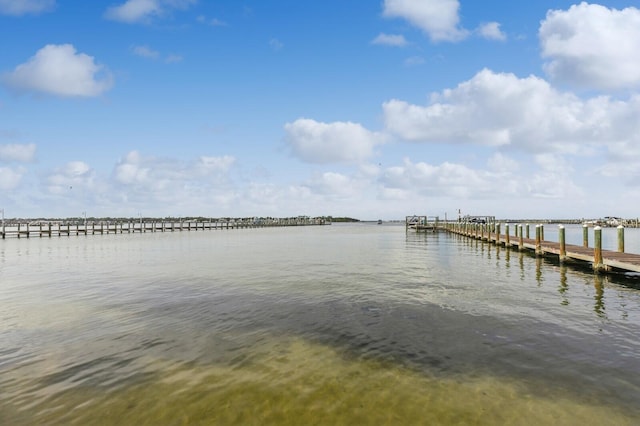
[442,222,640,274]
[405,215,439,232]
[0,217,329,239]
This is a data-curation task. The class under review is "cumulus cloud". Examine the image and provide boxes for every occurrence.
[382,68,637,154]
[382,0,468,42]
[196,155,235,176]
[477,22,506,41]
[105,0,196,24]
[0,143,36,162]
[0,0,55,15]
[108,151,240,211]
[114,151,236,190]
[47,161,95,194]
[487,152,518,174]
[284,118,385,164]
[306,172,365,198]
[0,167,25,190]
[540,3,640,90]
[371,33,408,47]
[1,44,113,97]
[380,158,491,198]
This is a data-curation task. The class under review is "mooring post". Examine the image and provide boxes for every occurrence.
[505,224,510,246]
[618,225,625,253]
[526,224,530,239]
[594,226,604,271]
[535,225,542,256]
[496,223,501,245]
[540,224,544,241]
[518,225,523,250]
[583,224,588,247]
[559,225,566,262]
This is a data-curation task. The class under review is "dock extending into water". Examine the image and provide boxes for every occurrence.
[0,217,329,239]
[441,221,640,274]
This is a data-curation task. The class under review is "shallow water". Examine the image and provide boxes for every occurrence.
[1,223,639,424]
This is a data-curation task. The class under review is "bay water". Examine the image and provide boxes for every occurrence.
[1,223,639,424]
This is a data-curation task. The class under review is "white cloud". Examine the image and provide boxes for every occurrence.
[0,167,25,190]
[0,143,36,162]
[113,151,236,191]
[1,44,113,97]
[540,3,640,90]
[0,0,54,15]
[382,68,635,155]
[47,161,95,194]
[131,45,183,63]
[487,153,518,174]
[371,33,408,47]
[132,45,160,59]
[284,118,385,164]
[380,158,491,198]
[477,22,506,41]
[105,0,196,24]
[196,155,235,176]
[382,0,468,42]
[306,172,364,198]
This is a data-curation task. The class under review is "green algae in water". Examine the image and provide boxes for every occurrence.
[2,336,637,426]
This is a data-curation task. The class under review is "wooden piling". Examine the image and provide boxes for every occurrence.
[518,225,523,250]
[583,224,588,247]
[559,225,566,261]
[618,225,625,253]
[593,226,604,271]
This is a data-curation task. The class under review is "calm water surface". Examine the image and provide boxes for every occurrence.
[1,223,640,425]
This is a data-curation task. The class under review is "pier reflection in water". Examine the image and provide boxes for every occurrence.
[1,224,640,424]
[463,233,639,321]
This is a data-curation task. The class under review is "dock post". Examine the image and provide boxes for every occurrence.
[540,224,544,241]
[583,224,588,247]
[535,225,542,256]
[496,223,501,245]
[618,225,625,253]
[559,225,566,262]
[518,225,523,250]
[505,224,510,246]
[526,224,530,239]
[594,226,604,271]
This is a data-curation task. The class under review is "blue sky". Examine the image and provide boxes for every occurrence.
[1,0,640,220]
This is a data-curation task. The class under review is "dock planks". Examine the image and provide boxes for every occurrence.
[447,226,640,273]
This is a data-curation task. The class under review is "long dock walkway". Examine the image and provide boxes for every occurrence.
[443,223,640,273]
[1,217,329,239]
